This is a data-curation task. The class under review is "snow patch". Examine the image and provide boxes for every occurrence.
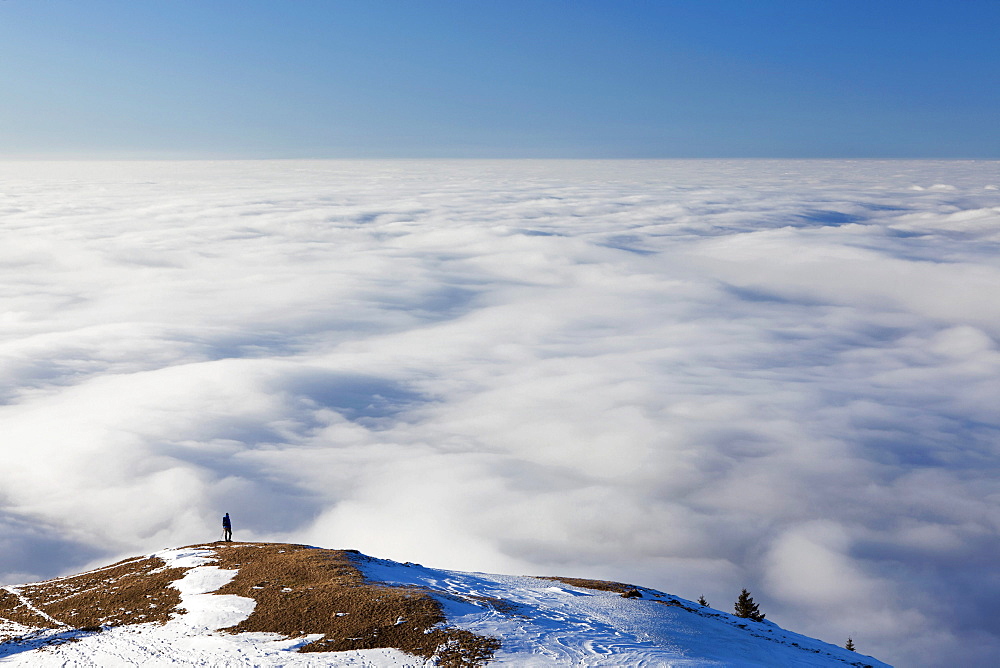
[154,546,256,631]
[168,566,254,631]
[0,625,431,666]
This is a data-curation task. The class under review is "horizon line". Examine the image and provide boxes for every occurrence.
[2,155,999,162]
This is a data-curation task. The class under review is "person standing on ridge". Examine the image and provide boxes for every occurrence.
[222,513,232,542]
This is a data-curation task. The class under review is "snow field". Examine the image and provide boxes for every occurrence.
[359,558,890,667]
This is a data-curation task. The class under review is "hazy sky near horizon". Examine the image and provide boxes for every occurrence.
[2,0,998,158]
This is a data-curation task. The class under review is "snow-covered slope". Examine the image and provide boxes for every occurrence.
[0,542,889,667]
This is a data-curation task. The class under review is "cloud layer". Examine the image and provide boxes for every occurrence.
[1,159,998,666]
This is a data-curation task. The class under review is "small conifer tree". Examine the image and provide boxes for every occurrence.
[733,588,765,621]
[845,637,856,652]
[697,595,709,606]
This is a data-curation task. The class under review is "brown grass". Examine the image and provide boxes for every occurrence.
[204,542,500,667]
[0,588,56,628]
[542,576,641,594]
[0,557,186,631]
[1,541,501,666]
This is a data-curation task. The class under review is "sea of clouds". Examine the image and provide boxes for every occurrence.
[0,159,997,666]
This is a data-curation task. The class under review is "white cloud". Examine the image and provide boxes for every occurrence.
[0,159,999,666]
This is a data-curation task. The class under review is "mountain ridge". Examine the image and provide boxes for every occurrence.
[0,541,890,667]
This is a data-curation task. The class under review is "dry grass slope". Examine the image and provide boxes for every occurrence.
[0,557,186,631]
[0,589,55,629]
[543,576,641,594]
[209,542,499,667]
[0,542,503,668]
[0,542,502,666]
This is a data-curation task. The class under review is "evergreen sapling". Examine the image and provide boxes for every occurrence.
[733,588,765,621]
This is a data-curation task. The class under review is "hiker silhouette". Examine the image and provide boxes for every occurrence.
[222,513,232,541]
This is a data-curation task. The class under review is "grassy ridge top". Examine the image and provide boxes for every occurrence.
[0,542,499,667]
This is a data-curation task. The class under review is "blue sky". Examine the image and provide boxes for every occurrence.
[1,0,998,158]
